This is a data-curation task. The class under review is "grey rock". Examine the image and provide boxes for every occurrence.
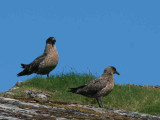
[0,97,160,120]
[56,118,68,120]
[9,86,19,91]
[36,93,48,101]
[0,115,21,120]
[3,92,13,97]
[15,81,23,87]
[8,81,23,91]
[107,108,160,120]
[24,90,50,102]
[25,90,37,98]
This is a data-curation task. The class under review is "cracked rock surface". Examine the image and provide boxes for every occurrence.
[0,97,160,120]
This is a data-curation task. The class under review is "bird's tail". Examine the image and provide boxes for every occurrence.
[17,70,26,77]
[69,85,85,93]
[21,64,27,68]
[69,88,78,93]
[17,64,31,77]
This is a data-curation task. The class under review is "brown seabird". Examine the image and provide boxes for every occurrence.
[69,66,120,108]
[17,37,59,78]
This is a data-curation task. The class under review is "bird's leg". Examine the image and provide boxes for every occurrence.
[100,97,104,108]
[47,74,49,78]
[96,98,101,108]
[41,75,42,78]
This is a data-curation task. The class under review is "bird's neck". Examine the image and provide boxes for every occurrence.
[44,44,57,54]
[101,73,114,83]
[101,72,113,78]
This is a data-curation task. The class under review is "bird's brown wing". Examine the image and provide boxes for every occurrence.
[28,53,47,72]
[78,78,108,95]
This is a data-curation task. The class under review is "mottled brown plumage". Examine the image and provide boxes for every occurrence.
[69,66,120,108]
[17,37,59,78]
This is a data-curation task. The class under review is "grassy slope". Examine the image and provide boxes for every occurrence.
[10,73,160,115]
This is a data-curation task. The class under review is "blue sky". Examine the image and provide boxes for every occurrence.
[1,1,160,92]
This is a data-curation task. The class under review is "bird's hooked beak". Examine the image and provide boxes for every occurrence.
[115,71,120,75]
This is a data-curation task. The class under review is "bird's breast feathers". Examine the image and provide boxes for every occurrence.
[97,80,114,97]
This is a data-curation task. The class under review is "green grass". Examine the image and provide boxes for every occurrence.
[11,73,160,115]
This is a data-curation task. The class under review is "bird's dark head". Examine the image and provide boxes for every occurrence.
[104,66,120,75]
[46,37,56,45]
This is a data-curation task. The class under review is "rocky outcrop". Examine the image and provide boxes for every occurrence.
[1,82,160,119]
[3,81,51,103]
[0,97,160,120]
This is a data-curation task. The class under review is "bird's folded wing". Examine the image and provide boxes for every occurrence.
[82,78,108,95]
[29,53,47,72]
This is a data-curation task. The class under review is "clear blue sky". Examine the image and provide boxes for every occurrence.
[1,0,160,92]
